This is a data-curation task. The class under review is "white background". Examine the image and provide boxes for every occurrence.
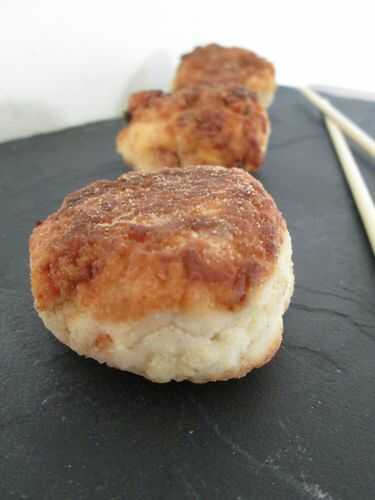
[0,0,373,143]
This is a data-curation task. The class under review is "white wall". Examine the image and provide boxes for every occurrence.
[0,0,374,143]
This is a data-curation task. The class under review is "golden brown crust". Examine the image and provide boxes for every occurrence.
[117,84,270,172]
[93,333,113,352]
[30,166,286,322]
[173,44,276,100]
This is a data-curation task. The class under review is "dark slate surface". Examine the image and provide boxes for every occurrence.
[1,87,374,500]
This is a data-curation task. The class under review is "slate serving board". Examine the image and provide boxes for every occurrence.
[1,87,374,500]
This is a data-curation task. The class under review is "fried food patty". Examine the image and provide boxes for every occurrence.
[117,85,270,173]
[30,166,294,382]
[173,43,276,108]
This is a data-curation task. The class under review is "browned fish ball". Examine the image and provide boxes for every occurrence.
[173,43,277,108]
[117,85,270,173]
[30,166,294,383]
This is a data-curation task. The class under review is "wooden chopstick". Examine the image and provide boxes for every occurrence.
[325,117,375,256]
[301,87,375,160]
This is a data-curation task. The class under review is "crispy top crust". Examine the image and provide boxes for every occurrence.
[117,85,270,172]
[173,44,276,94]
[30,166,286,322]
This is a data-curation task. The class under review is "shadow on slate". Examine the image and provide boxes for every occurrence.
[0,87,374,500]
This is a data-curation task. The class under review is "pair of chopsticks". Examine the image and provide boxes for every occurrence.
[300,87,375,256]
